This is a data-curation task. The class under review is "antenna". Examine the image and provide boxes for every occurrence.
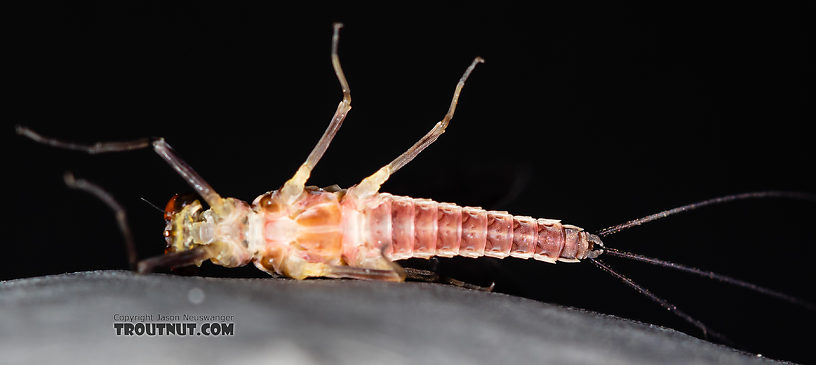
[139,197,164,213]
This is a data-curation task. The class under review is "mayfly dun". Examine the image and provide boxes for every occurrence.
[16,23,814,357]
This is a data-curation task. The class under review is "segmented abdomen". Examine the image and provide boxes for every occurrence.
[365,193,592,263]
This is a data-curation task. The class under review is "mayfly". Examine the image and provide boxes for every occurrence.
[16,23,814,347]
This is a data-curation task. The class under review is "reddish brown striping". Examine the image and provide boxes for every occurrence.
[436,203,462,257]
[377,194,589,264]
[534,219,565,263]
[510,216,537,259]
[485,211,513,258]
[561,227,581,259]
[412,199,438,258]
[460,207,488,258]
[575,231,590,259]
[366,196,392,254]
[389,195,415,260]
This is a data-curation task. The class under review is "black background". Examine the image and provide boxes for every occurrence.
[6,2,815,363]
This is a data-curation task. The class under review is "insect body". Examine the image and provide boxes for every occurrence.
[16,23,813,351]
[167,182,603,281]
[16,23,601,280]
[145,23,602,282]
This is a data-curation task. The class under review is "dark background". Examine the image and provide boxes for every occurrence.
[6,2,814,363]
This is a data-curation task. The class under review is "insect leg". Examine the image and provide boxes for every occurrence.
[16,125,152,153]
[326,265,405,282]
[403,267,496,292]
[16,126,225,212]
[137,246,212,274]
[57,172,211,275]
[403,267,441,282]
[348,57,484,198]
[325,246,407,281]
[279,23,352,204]
[151,139,223,212]
[63,172,138,270]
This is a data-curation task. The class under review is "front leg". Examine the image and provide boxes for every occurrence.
[16,126,227,213]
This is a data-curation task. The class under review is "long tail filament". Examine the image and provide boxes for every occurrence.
[591,190,816,348]
[588,258,735,346]
[598,191,816,237]
[603,247,815,311]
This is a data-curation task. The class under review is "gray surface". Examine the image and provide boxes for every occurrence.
[0,271,781,365]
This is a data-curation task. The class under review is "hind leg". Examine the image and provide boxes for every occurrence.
[403,266,495,292]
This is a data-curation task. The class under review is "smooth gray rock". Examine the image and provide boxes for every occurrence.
[0,271,781,365]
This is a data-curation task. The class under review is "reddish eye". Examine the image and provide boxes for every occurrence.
[163,193,198,221]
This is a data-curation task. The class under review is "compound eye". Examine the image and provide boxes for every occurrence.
[163,193,198,221]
